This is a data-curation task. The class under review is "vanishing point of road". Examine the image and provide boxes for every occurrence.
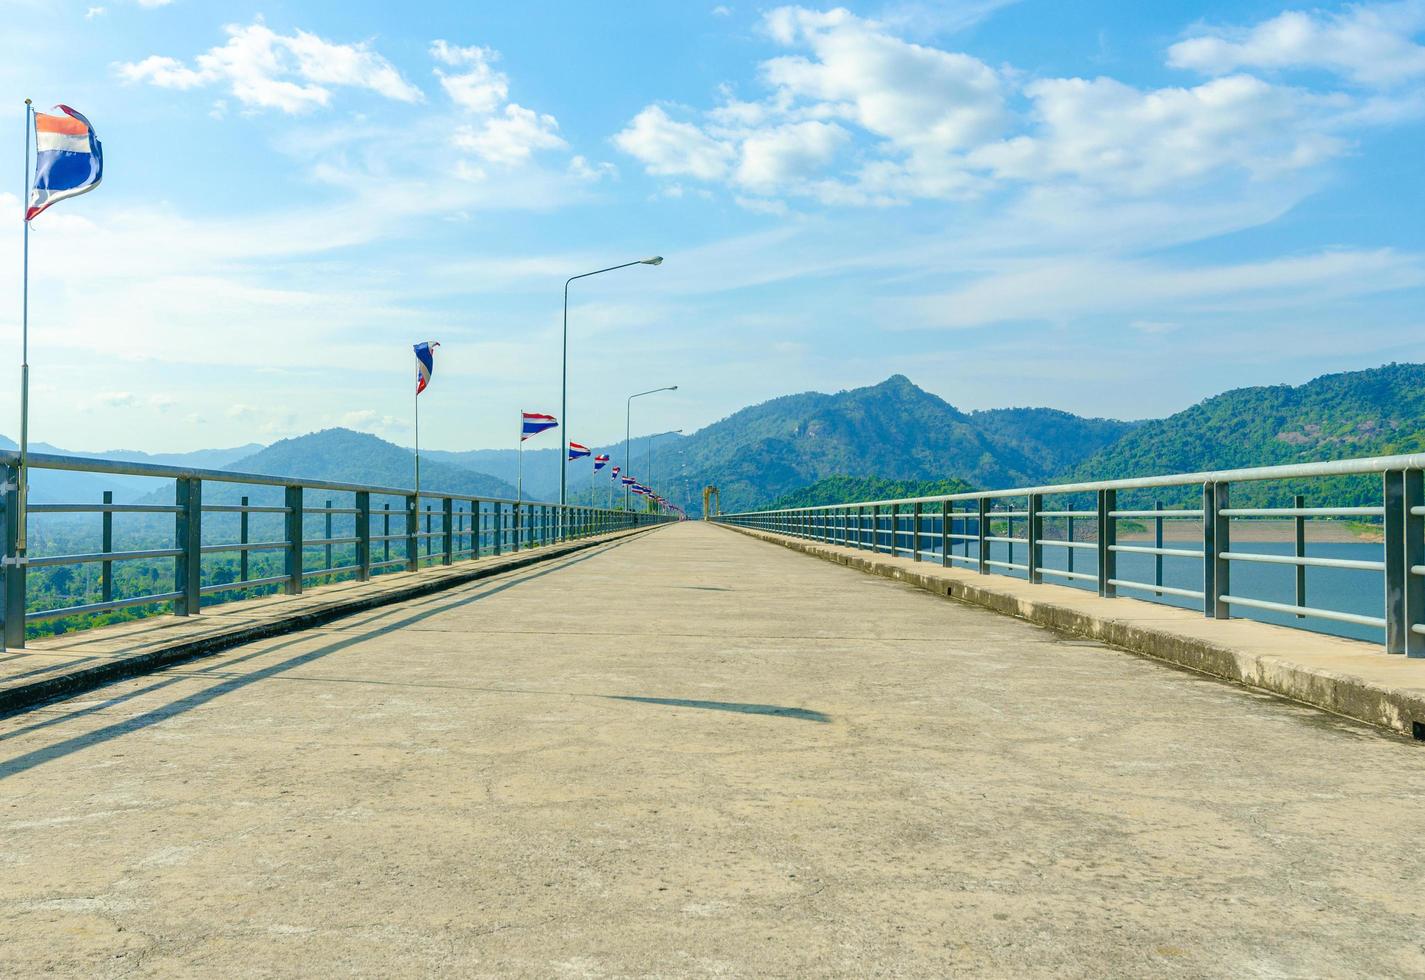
[3,522,1422,976]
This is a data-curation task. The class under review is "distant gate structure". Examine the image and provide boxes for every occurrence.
[702,486,720,520]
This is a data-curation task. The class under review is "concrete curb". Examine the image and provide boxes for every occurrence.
[723,525,1425,740]
[0,527,657,719]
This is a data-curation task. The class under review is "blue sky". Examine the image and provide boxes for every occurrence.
[2,0,1423,453]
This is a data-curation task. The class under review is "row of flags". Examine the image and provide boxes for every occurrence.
[415,345,677,511]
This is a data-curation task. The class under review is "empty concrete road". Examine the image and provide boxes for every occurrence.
[2,522,1423,977]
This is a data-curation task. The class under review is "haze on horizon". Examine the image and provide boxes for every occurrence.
[2,1,1423,454]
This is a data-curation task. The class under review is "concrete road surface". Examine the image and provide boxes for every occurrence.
[2,522,1422,977]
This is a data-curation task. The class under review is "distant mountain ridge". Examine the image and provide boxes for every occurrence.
[1069,363,1425,481]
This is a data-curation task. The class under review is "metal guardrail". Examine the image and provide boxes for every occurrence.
[714,452,1425,657]
[0,450,672,649]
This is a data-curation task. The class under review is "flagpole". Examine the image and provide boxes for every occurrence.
[517,416,523,504]
[413,385,420,505]
[17,99,32,556]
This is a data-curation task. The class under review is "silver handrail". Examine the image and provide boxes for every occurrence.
[0,450,673,649]
[715,456,1425,659]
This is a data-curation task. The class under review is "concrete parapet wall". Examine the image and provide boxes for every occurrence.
[723,525,1425,740]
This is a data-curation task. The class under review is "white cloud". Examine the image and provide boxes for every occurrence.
[85,6,105,20]
[568,155,617,181]
[454,103,566,165]
[967,73,1347,193]
[116,21,422,113]
[613,4,1406,206]
[736,120,849,190]
[430,40,508,113]
[760,6,1006,153]
[613,105,736,180]
[1169,1,1425,88]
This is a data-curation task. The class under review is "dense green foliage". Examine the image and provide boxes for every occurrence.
[767,475,974,509]
[1064,363,1425,506]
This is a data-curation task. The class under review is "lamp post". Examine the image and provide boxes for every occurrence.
[561,256,662,526]
[625,385,677,510]
[647,429,683,508]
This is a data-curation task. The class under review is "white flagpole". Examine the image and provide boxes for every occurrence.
[413,384,420,504]
[517,416,523,504]
[17,99,32,556]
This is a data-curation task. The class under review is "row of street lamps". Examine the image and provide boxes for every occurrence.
[560,256,679,514]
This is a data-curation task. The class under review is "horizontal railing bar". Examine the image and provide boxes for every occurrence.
[24,548,183,567]
[1220,551,1384,571]
[1109,545,1203,558]
[984,536,1027,545]
[368,558,409,569]
[1037,540,1096,550]
[200,541,288,554]
[1221,595,1386,628]
[308,508,360,515]
[946,554,978,566]
[1038,567,1098,583]
[1039,510,1111,518]
[711,450,1425,513]
[200,575,288,595]
[27,591,184,622]
[302,536,360,547]
[201,505,290,514]
[28,503,184,514]
[302,565,361,578]
[1109,510,1204,519]
[984,560,1027,571]
[1108,579,1205,600]
[1220,507,1383,517]
[0,448,631,511]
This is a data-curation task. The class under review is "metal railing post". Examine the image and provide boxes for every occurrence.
[443,497,454,566]
[356,491,371,581]
[1384,470,1407,654]
[1211,482,1230,619]
[239,494,250,585]
[912,503,922,561]
[405,493,419,572]
[940,501,950,567]
[425,504,433,560]
[323,498,333,572]
[1,462,25,649]
[1028,492,1043,585]
[1293,493,1306,616]
[513,501,522,553]
[976,497,988,574]
[1404,469,1424,658]
[1154,498,1164,596]
[1097,488,1116,597]
[175,477,202,616]
[102,490,114,603]
[286,485,304,594]
[383,503,391,565]
[871,505,880,554]
[493,502,503,555]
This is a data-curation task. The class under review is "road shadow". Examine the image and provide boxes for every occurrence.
[0,538,633,778]
[605,696,830,723]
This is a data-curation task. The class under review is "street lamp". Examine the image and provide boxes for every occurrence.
[626,385,678,510]
[561,256,663,522]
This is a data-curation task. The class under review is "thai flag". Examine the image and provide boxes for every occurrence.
[632,485,649,496]
[610,466,620,479]
[593,454,610,471]
[621,475,636,486]
[568,442,591,461]
[26,105,102,221]
[521,412,558,441]
[414,341,439,395]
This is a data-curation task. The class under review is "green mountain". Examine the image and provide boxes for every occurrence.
[662,375,1134,513]
[1066,363,1425,505]
[222,429,518,500]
